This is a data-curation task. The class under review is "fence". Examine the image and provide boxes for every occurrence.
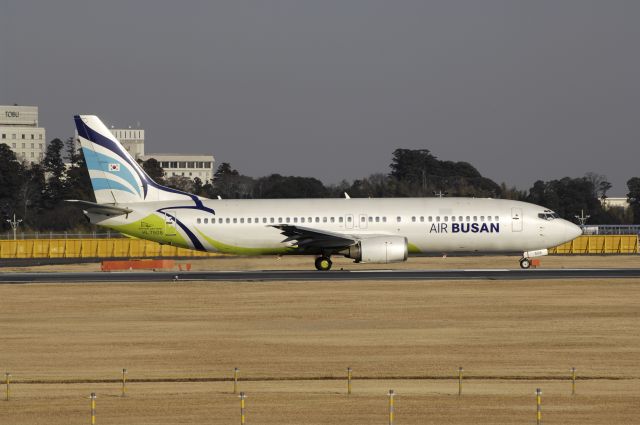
[2,231,125,240]
[0,238,219,259]
[0,235,637,260]
[0,366,616,425]
[581,225,640,235]
[550,235,639,255]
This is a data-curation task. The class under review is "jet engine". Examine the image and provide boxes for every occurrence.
[341,236,408,263]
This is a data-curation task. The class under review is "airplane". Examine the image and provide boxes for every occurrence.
[68,115,583,270]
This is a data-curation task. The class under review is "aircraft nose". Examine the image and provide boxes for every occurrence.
[565,221,583,240]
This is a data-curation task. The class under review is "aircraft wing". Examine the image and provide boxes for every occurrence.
[271,224,357,250]
[65,199,133,216]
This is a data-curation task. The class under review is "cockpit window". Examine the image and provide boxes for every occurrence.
[538,210,560,220]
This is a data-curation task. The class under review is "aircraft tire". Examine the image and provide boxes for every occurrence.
[519,258,531,269]
[315,256,333,271]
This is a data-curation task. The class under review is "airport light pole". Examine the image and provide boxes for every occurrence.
[574,210,590,228]
[5,214,22,240]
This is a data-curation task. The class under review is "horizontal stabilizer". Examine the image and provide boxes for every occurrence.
[65,199,133,216]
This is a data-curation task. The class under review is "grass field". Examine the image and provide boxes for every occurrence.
[1,256,639,424]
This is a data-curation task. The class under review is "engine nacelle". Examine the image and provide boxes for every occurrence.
[342,236,409,264]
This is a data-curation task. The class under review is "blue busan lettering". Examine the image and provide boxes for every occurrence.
[448,222,500,234]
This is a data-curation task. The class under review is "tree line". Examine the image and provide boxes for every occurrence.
[1,142,639,232]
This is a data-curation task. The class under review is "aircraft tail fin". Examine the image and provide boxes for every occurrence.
[74,115,201,204]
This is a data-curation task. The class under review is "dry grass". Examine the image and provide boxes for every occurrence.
[1,266,640,423]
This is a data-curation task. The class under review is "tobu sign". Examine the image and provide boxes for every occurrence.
[5,111,20,118]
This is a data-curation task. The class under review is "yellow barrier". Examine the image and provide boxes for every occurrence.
[0,238,220,259]
[550,235,639,255]
[0,235,637,259]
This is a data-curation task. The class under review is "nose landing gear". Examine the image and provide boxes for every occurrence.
[315,256,333,271]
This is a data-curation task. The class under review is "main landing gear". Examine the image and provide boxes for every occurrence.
[315,256,333,271]
[519,258,531,269]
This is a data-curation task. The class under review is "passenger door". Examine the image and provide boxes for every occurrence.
[511,208,523,232]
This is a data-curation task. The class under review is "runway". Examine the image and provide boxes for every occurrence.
[2,268,640,283]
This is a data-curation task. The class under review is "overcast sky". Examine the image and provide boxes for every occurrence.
[2,1,639,195]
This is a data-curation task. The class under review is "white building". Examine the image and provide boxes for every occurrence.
[0,105,46,163]
[601,197,629,210]
[74,120,214,182]
[142,153,215,182]
[109,127,145,159]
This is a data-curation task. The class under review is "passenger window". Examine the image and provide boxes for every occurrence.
[294,217,298,223]
[411,216,416,222]
[451,216,456,222]
[308,217,312,222]
[444,216,448,222]
[429,216,433,222]
[347,216,352,222]
[219,218,223,224]
[382,217,387,223]
[397,216,401,223]
[323,217,327,223]
[339,217,344,223]
[420,216,424,222]
[436,216,440,222]
[233,218,238,224]
[495,216,499,221]
[225,218,230,223]
[375,217,380,223]
[473,216,477,221]
[316,217,320,223]
[480,216,484,222]
[488,216,492,222]
[204,218,209,224]
[331,217,336,223]
[269,218,274,223]
[459,216,463,222]
[278,217,283,223]
[247,218,252,223]
[466,216,470,221]
[368,216,373,222]
[300,217,305,223]
[240,218,245,224]
[286,217,291,223]
[197,218,202,224]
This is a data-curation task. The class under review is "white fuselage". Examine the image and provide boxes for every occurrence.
[91,197,582,255]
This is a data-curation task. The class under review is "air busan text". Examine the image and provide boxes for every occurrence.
[429,222,500,234]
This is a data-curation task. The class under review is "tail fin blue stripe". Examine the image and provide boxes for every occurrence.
[82,148,141,196]
[75,115,149,198]
[91,178,138,195]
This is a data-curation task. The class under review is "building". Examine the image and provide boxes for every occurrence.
[0,105,46,163]
[142,153,215,182]
[73,125,145,160]
[601,197,629,210]
[109,127,145,159]
[74,120,214,182]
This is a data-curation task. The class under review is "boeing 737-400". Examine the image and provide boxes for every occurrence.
[68,115,583,270]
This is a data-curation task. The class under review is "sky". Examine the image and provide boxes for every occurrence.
[2,0,639,195]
